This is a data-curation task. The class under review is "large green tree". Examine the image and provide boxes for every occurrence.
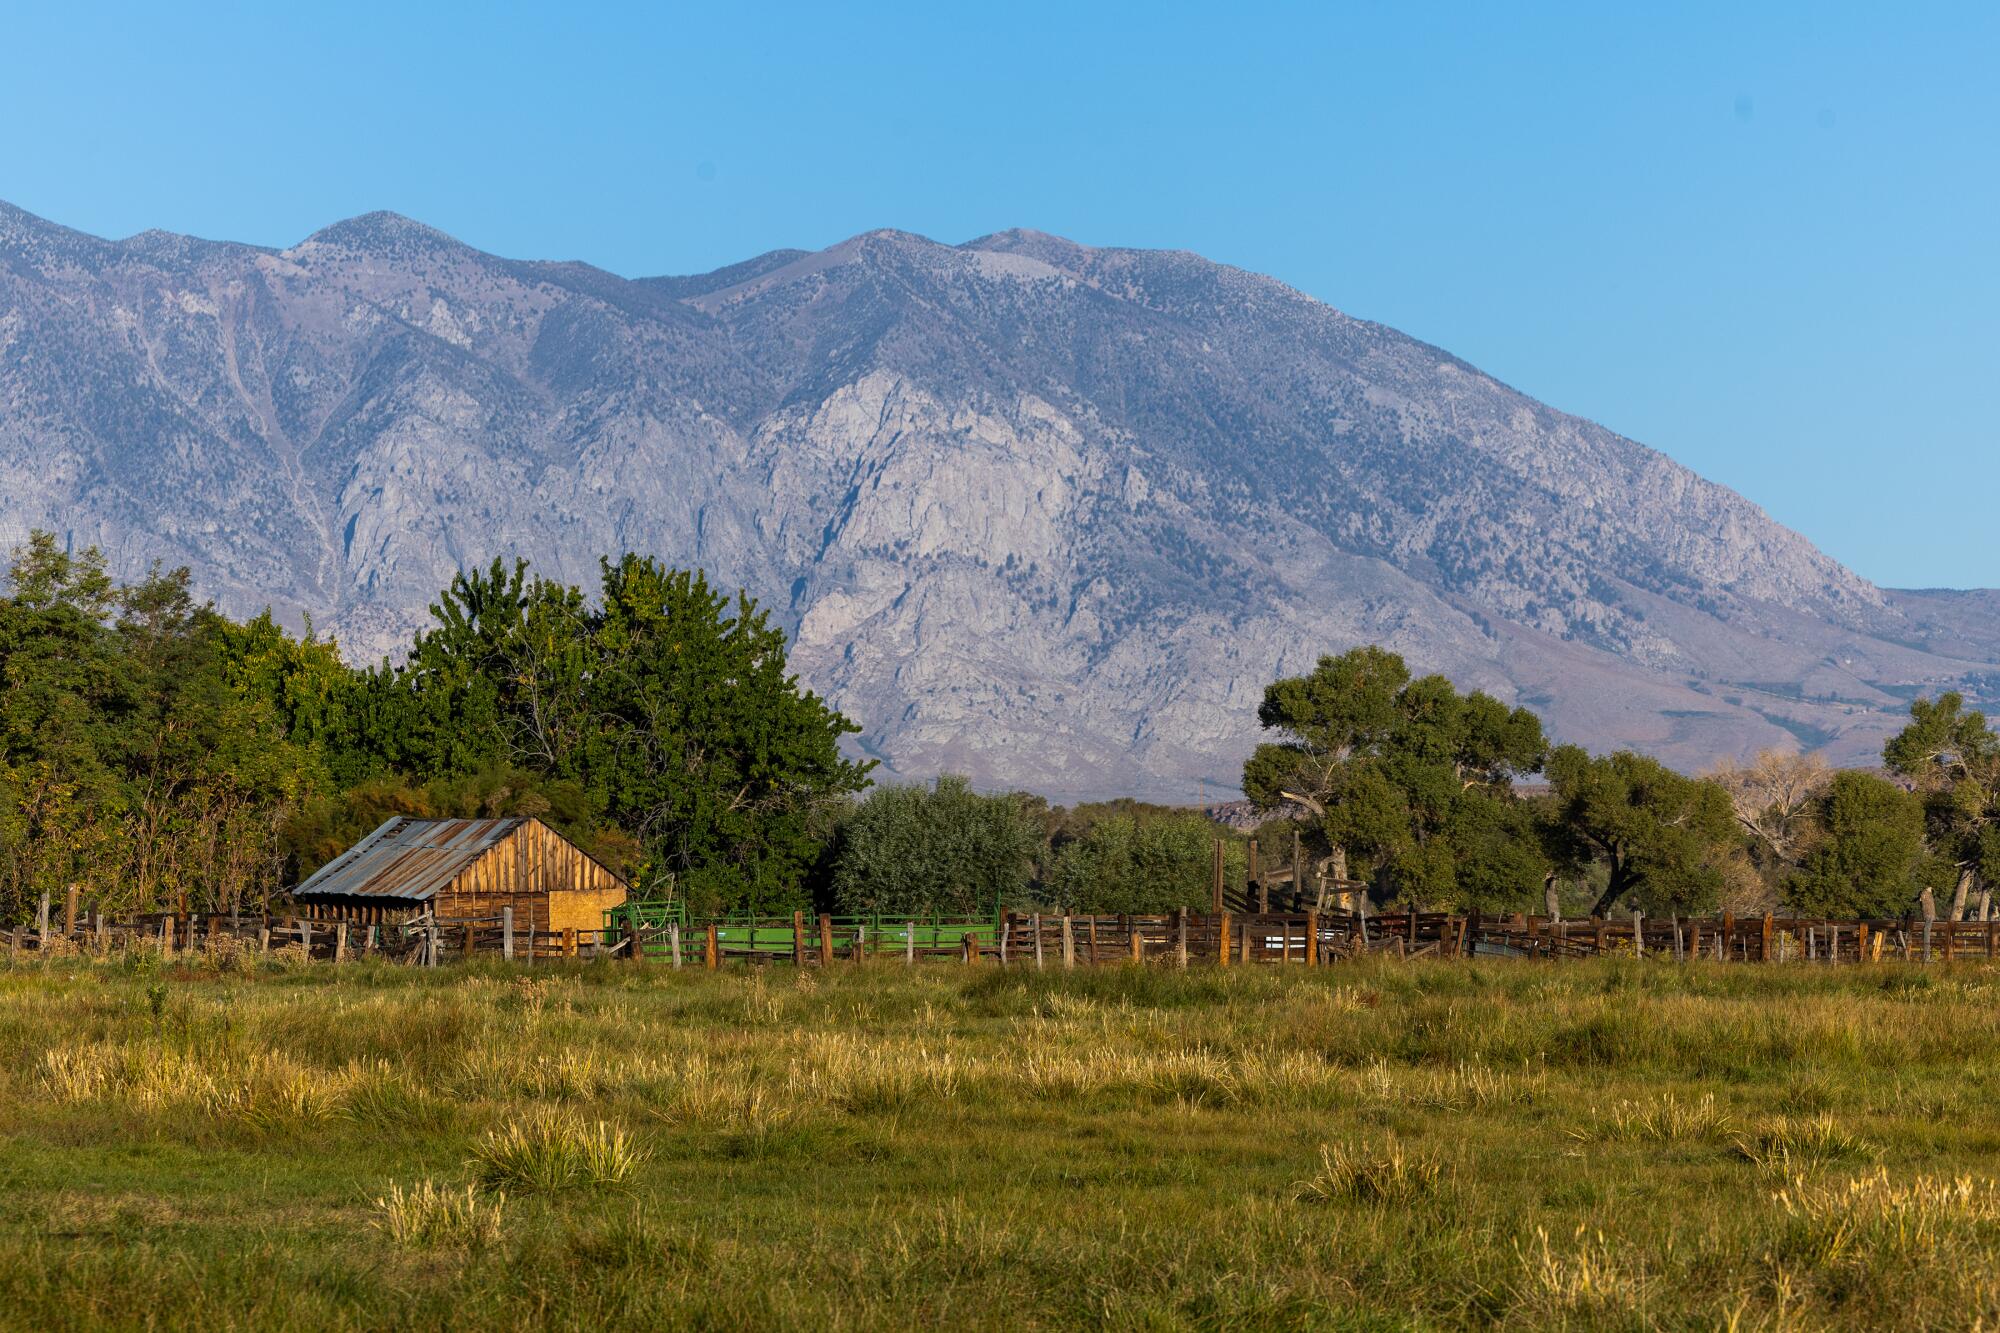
[1543,747,1740,916]
[1784,771,1939,917]
[1243,647,1550,909]
[1884,692,2000,919]
[0,535,325,920]
[362,555,871,912]
[828,777,1039,916]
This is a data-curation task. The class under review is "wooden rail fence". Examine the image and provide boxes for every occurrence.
[5,893,1996,970]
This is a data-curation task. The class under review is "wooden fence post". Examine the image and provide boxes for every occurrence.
[502,907,514,961]
[854,922,866,964]
[668,922,682,968]
[1759,914,1773,963]
[1061,916,1076,969]
[161,915,176,958]
[1000,914,1012,966]
[906,920,917,965]
[1632,909,1644,958]
[705,923,719,970]
[63,886,78,938]
[1175,908,1189,969]
[1033,913,1045,970]
[1217,911,1231,969]
[36,892,50,946]
[334,922,347,964]
[1129,922,1144,965]
[961,934,976,966]
[1305,910,1319,966]
[818,914,834,968]
[463,921,477,960]
[793,911,807,968]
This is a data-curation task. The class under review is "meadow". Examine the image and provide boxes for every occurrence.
[3,953,2000,1330]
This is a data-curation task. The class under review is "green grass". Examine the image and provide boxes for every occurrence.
[5,954,2000,1328]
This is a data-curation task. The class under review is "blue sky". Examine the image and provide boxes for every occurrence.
[4,2,1995,588]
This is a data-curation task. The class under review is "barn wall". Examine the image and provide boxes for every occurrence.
[549,886,629,935]
[438,819,627,933]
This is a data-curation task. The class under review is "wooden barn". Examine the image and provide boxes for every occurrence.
[291,817,627,932]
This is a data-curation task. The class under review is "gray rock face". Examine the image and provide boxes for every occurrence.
[2,202,1994,800]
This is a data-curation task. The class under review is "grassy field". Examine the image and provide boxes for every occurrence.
[4,954,2000,1330]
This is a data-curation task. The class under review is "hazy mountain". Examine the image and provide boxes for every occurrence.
[2,200,1994,800]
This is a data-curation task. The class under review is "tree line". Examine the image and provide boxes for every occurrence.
[1243,646,1999,920]
[2,530,1990,925]
[0,536,1244,922]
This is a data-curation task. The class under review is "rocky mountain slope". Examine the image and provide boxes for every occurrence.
[2,200,1994,800]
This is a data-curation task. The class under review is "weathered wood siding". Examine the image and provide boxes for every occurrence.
[430,819,627,933]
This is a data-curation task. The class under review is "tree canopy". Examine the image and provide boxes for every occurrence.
[827,777,1040,917]
[1244,647,1550,909]
[0,536,871,922]
[1784,771,1938,917]
[1543,746,1740,916]
[1884,692,2000,917]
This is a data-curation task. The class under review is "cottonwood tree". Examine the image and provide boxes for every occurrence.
[1544,747,1740,917]
[1784,771,1941,917]
[1243,647,1549,910]
[1884,693,2000,920]
[0,534,323,921]
[363,555,872,912]
[1706,749,1831,864]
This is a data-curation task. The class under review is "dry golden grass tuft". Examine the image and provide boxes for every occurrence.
[468,1112,648,1193]
[373,1178,506,1248]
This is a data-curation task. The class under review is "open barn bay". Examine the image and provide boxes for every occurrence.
[4,956,2000,1328]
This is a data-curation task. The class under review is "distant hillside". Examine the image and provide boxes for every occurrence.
[1,200,1994,799]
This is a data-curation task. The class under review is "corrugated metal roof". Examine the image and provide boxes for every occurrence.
[293,817,526,902]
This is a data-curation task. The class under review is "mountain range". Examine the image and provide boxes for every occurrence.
[2,199,1995,800]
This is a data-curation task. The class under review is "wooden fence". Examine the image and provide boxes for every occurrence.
[5,892,1997,970]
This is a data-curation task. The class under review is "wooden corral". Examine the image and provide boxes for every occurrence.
[290,817,626,933]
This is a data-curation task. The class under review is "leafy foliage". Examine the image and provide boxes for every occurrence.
[1785,771,1937,917]
[1543,747,1741,916]
[0,536,869,922]
[1883,692,2000,914]
[0,538,325,920]
[1243,647,1550,909]
[1045,811,1244,914]
[827,777,1040,916]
